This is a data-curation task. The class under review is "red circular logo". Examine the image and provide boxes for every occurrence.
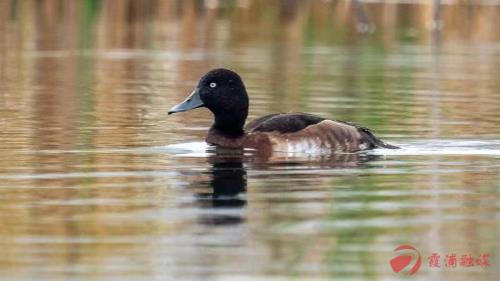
[390,244,422,275]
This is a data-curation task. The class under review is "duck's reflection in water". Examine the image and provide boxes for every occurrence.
[195,148,247,226]
[247,148,380,170]
[192,147,380,226]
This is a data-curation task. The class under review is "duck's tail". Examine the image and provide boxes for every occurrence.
[359,127,400,149]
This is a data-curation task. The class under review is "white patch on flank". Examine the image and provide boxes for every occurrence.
[275,138,331,155]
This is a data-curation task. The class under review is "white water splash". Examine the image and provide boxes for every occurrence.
[371,139,500,157]
[159,142,211,157]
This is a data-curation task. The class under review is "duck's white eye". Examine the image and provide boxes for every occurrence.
[210,82,217,88]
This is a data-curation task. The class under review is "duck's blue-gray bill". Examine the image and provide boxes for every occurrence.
[168,88,204,114]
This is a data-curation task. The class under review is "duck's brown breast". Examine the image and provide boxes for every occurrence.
[206,130,246,148]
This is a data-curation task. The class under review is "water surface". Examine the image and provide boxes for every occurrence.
[1,1,499,280]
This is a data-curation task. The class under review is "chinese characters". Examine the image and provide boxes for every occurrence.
[427,253,490,268]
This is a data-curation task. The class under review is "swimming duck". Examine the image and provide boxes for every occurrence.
[168,68,398,154]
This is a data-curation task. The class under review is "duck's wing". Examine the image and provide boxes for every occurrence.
[245,112,325,134]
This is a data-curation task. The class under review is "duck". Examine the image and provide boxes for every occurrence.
[168,68,398,154]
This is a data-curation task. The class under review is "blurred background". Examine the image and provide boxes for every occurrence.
[2,0,500,147]
[0,1,499,281]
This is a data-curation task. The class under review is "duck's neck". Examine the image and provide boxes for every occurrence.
[212,112,246,136]
[206,113,247,148]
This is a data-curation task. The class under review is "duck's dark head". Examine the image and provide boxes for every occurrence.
[168,68,249,137]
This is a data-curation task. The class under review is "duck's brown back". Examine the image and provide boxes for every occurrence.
[245,112,325,134]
